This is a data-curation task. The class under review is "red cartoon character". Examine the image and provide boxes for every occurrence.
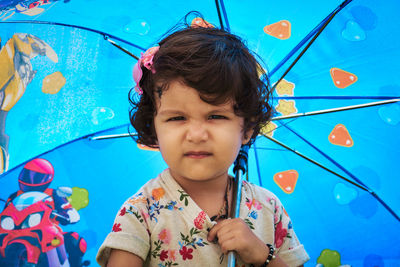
[0,158,89,266]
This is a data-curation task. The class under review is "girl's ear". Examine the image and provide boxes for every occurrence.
[242,129,254,145]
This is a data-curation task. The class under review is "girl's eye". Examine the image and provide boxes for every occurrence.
[167,116,185,122]
[208,115,227,120]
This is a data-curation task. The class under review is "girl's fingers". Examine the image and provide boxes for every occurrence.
[216,229,236,244]
[207,218,233,241]
[207,218,269,263]
[219,236,237,254]
[208,218,249,240]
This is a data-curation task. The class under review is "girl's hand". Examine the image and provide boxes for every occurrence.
[207,218,269,265]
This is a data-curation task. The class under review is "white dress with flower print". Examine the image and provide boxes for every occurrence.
[96,169,309,267]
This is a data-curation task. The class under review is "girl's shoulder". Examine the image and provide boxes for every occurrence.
[243,180,279,199]
[122,172,165,205]
[122,169,177,208]
[242,181,284,209]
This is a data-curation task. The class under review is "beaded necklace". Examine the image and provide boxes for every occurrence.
[210,177,232,221]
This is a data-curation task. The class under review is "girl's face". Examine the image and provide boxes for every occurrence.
[153,80,252,185]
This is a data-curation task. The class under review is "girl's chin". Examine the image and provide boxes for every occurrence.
[170,169,229,184]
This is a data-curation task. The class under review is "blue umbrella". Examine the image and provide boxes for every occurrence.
[0,0,342,171]
[1,0,399,266]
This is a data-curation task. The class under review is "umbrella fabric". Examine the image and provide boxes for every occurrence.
[0,22,143,172]
[0,0,341,171]
[248,0,400,265]
[0,126,168,265]
[1,0,400,266]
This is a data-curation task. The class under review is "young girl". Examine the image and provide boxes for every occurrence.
[97,25,309,267]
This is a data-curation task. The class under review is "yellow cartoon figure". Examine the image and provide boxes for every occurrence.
[275,79,295,96]
[0,33,59,173]
[275,99,298,116]
[260,121,278,137]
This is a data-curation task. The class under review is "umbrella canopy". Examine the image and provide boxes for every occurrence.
[1,0,400,266]
[0,0,343,170]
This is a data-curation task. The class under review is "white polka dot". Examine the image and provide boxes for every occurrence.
[286,186,292,191]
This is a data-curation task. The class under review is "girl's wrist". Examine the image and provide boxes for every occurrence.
[250,243,275,267]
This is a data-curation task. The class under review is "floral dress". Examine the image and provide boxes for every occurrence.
[96,169,309,267]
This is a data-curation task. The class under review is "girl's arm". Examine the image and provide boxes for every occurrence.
[107,249,143,267]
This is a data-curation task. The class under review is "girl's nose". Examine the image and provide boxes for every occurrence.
[186,122,208,143]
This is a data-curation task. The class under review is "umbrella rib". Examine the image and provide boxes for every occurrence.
[277,123,400,222]
[280,123,371,188]
[261,133,369,192]
[0,123,133,178]
[216,0,231,31]
[214,0,225,30]
[269,13,330,77]
[271,0,353,88]
[252,142,264,187]
[0,20,147,51]
[262,133,400,221]
[90,133,133,141]
[271,98,400,121]
[105,38,139,60]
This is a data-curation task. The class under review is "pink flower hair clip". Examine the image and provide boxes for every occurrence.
[133,46,160,95]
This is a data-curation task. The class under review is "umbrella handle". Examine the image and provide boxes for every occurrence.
[227,168,244,267]
[227,144,249,267]
[227,251,236,266]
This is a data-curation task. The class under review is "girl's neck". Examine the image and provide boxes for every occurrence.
[170,170,231,217]
[171,171,229,198]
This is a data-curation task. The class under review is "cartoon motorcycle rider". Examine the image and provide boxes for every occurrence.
[0,158,89,266]
[5,158,80,225]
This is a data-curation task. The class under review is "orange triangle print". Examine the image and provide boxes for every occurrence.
[273,170,298,194]
[264,20,291,40]
[330,68,358,88]
[328,124,354,147]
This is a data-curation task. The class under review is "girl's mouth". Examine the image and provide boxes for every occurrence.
[184,151,212,159]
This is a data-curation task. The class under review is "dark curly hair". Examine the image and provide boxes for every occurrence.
[129,26,273,148]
